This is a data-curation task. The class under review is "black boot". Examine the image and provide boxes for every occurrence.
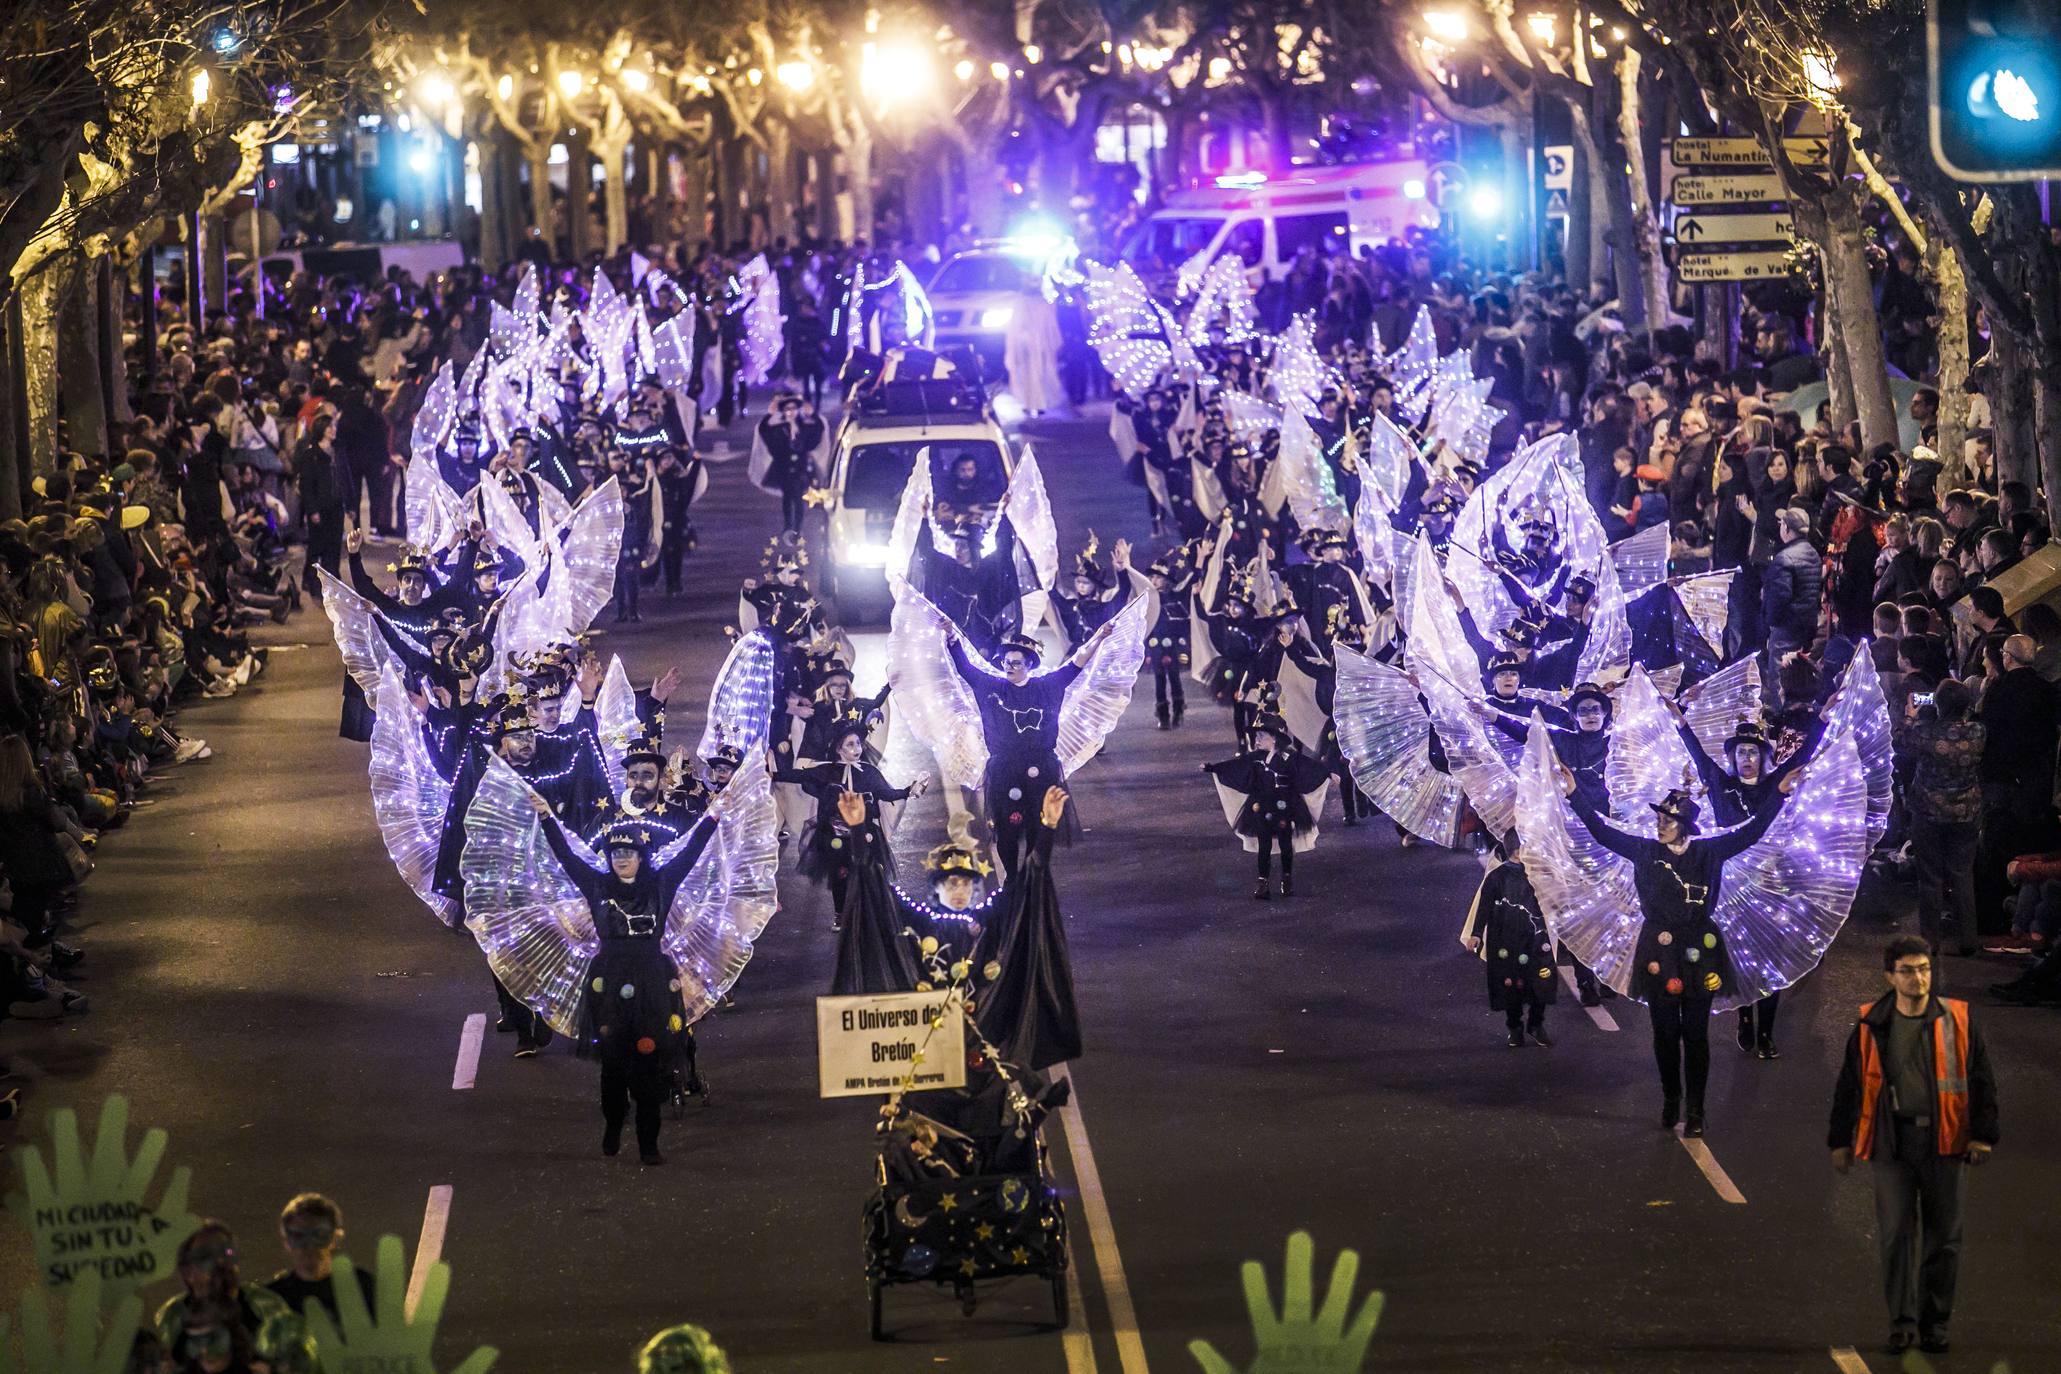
[1736,1013,1755,1053]
[1683,1106,1706,1139]
[1278,874,1293,897]
[1253,878,1272,900]
[1529,1019,1553,1048]
[1156,701,1171,730]
[1506,1023,1524,1047]
[602,1120,623,1157]
[1661,1097,1680,1131]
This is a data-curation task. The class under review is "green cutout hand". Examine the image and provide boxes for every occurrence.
[0,1271,145,1374]
[5,1095,198,1297]
[1189,1231,1385,1374]
[301,1235,498,1374]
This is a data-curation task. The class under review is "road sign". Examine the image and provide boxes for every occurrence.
[1545,188,1569,218]
[1673,211,1795,244]
[1428,161,1469,211]
[1669,172,1787,205]
[1675,249,1796,282]
[1542,144,1572,191]
[1668,136,1830,170]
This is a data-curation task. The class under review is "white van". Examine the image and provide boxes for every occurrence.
[1122,160,1440,281]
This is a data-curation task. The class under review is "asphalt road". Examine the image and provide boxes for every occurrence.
[6,402,2059,1374]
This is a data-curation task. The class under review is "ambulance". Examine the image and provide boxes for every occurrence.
[1121,160,1441,280]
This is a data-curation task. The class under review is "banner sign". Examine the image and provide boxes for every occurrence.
[817,990,967,1098]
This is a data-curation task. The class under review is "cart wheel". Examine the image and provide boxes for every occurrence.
[957,1280,978,1317]
[1051,1271,1070,1328]
[868,1277,884,1341]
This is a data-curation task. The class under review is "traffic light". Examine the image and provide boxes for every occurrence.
[1930,0,2061,180]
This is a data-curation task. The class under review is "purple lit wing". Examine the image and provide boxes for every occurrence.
[883,457,933,595]
[1681,656,1763,761]
[478,472,543,571]
[1379,307,1439,423]
[1351,475,1399,594]
[1333,645,1463,845]
[1824,648,1894,846]
[651,311,695,394]
[1362,413,1417,508]
[1405,533,1481,694]
[1708,730,1869,1009]
[1609,522,1671,599]
[512,263,540,326]
[1674,570,1736,657]
[544,477,624,638]
[1418,667,1518,840]
[1055,592,1148,775]
[659,753,781,1026]
[1573,555,1632,686]
[593,655,639,793]
[487,300,524,361]
[695,628,780,761]
[460,754,601,1036]
[1186,254,1260,345]
[369,664,457,926]
[1516,721,1641,997]
[1604,667,1697,821]
[1273,409,1350,534]
[403,454,468,553]
[410,363,457,460]
[1083,263,1170,397]
[1001,446,1060,593]
[887,591,990,789]
[1269,314,1329,418]
[316,568,399,711]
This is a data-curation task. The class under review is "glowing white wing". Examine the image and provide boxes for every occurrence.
[410,363,457,460]
[883,457,933,596]
[1002,446,1060,593]
[369,664,457,926]
[316,568,400,710]
[1361,413,1417,508]
[1333,645,1463,845]
[1674,570,1736,658]
[593,655,640,793]
[737,254,785,386]
[1823,648,1894,846]
[1609,522,1672,599]
[478,473,543,572]
[1379,308,1440,423]
[887,590,991,789]
[1515,722,1642,997]
[1681,656,1763,761]
[1083,262,1171,397]
[1273,409,1350,534]
[543,476,625,638]
[659,751,781,1026]
[1604,668,1697,820]
[695,628,780,761]
[403,454,468,553]
[1055,591,1148,775]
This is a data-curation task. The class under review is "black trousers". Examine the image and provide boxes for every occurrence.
[492,975,549,1050]
[659,529,688,593]
[600,1057,669,1155]
[1648,995,1713,1109]
[1504,982,1547,1029]
[1232,701,1257,749]
[304,522,342,593]
[779,484,808,533]
[1153,663,1185,718]
[1737,988,1781,1041]
[1256,831,1295,877]
[613,553,642,618]
[1871,1121,1965,1335]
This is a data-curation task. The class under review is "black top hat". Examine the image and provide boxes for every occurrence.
[1249,710,1291,744]
[1484,651,1524,680]
[1566,572,1596,601]
[703,742,745,769]
[1567,681,1612,715]
[1724,718,1772,757]
[1651,788,1701,832]
[600,819,654,851]
[622,731,665,768]
[996,633,1043,665]
[923,843,992,881]
[494,703,537,738]
[1072,532,1109,587]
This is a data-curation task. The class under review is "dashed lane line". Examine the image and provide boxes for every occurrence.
[406,1185,454,1318]
[451,1014,486,1090]
[1677,1133,1747,1204]
[1829,1347,1873,1373]
[1051,1066,1150,1374]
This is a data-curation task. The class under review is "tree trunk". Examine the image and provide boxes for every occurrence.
[598,132,630,254]
[1614,50,1668,337]
[22,270,61,474]
[527,144,554,253]
[1987,324,2036,490]
[0,294,26,519]
[476,131,508,271]
[1260,89,1293,173]
[1698,284,1731,362]
[1817,191,1899,448]
[2037,356,2061,512]
[765,119,797,244]
[566,130,595,260]
[198,214,226,324]
[56,259,111,458]
[1928,236,1970,487]
[97,256,128,430]
[846,129,875,246]
[1564,107,1593,293]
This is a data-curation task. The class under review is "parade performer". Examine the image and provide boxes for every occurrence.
[1047,534,1140,650]
[1203,711,1330,900]
[1460,831,1558,1047]
[1144,544,1201,729]
[776,719,931,915]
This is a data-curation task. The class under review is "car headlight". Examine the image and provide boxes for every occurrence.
[979,305,1014,329]
[842,542,892,567]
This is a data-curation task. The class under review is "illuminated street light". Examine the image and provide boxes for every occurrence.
[1525,13,1557,45]
[620,67,652,92]
[1024,43,1042,64]
[954,59,975,81]
[191,68,211,106]
[1801,50,1839,102]
[1208,56,1233,83]
[1422,9,1469,43]
[408,147,434,174]
[862,42,934,107]
[418,73,455,107]
[497,74,515,100]
[776,61,813,91]
[1467,184,1504,220]
[990,60,1010,80]
[556,69,585,97]
[746,66,764,86]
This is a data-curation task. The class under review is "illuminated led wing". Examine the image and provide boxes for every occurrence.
[1175,246,1214,300]
[403,454,468,553]
[460,755,600,1036]
[660,753,781,1026]
[410,363,457,460]
[1572,554,1632,685]
[1449,433,1607,642]
[1823,648,1894,846]
[1083,262,1171,397]
[1056,591,1148,775]
[593,655,640,794]
[1222,390,1281,438]
[1272,410,1350,534]
[478,355,527,452]
[537,478,574,534]
[1000,446,1060,593]
[512,263,540,327]
[1351,473,1399,595]
[1709,730,1869,1008]
[1269,314,1331,418]
[1516,722,1642,996]
[887,591,990,789]
[1404,533,1481,693]
[883,456,933,595]
[1378,307,1440,423]
[1362,413,1417,508]
[1418,663,1518,840]
[1681,656,1762,761]
[1186,254,1259,345]
[477,471,542,572]
[737,254,785,386]
[650,310,696,394]
[1425,376,1501,469]
[1156,302,1203,382]
[1334,645,1463,845]
[1674,570,1735,657]
[543,476,624,637]
[487,300,525,361]
[369,664,457,927]
[695,628,780,761]
[1609,521,1671,599]
[316,568,399,710]
[1604,667,1696,821]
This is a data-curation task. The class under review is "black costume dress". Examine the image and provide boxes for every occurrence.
[946,638,1082,873]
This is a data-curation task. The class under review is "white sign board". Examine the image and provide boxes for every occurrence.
[1668,136,1829,170]
[816,990,967,1098]
[1675,249,1796,283]
[1673,211,1795,245]
[1542,144,1573,191]
[1669,173,1787,206]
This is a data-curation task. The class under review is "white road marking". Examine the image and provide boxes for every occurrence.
[1560,966,1621,1032]
[1051,1066,1150,1374]
[1677,1133,1747,1204]
[1829,1347,1873,1373]
[451,1014,487,1090]
[1061,1253,1098,1374]
[406,1185,453,1318]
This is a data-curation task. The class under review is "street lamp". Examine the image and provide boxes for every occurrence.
[1801,50,1841,103]
[619,67,652,92]
[556,69,584,97]
[776,61,814,91]
[190,68,211,107]
[862,42,934,107]
[418,73,455,107]
[1525,13,1557,45]
[497,74,514,100]
[954,58,975,81]
[1422,9,1469,43]
[989,60,1011,80]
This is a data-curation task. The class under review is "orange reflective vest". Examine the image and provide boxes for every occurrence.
[1852,997,1972,1160]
